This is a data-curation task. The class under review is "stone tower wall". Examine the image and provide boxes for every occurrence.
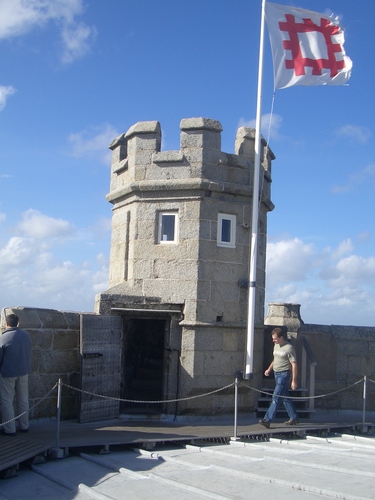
[100,118,274,327]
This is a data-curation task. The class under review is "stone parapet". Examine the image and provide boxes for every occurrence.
[263,303,375,413]
[0,307,80,422]
[107,117,274,209]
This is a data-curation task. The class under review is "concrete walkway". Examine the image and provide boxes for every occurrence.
[1,427,375,499]
[1,414,375,499]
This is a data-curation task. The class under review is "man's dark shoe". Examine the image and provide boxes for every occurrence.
[19,428,29,433]
[284,419,299,425]
[259,419,270,428]
[0,429,17,436]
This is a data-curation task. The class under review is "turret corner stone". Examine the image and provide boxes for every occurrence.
[180,117,223,133]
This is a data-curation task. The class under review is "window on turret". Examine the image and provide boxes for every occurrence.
[217,214,236,248]
[158,211,178,244]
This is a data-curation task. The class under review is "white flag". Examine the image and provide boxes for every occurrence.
[265,1,353,90]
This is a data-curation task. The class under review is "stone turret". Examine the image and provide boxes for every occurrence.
[95,117,275,417]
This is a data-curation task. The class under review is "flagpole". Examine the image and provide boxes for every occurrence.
[244,0,266,379]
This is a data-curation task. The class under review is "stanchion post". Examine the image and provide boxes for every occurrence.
[231,375,239,441]
[56,377,62,448]
[362,375,367,429]
[50,378,64,459]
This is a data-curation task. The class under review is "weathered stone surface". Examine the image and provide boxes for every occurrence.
[0,307,81,420]
[39,350,79,375]
[125,120,161,139]
[53,330,79,350]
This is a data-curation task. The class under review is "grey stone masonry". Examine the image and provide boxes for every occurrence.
[0,306,80,422]
[99,117,275,327]
[264,303,375,414]
[96,117,275,417]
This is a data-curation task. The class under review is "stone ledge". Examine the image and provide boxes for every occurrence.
[180,117,223,132]
[113,158,128,174]
[152,151,185,164]
[125,120,161,139]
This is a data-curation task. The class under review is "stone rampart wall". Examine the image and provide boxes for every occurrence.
[0,307,80,422]
[2,302,374,421]
[300,323,375,412]
[265,303,375,414]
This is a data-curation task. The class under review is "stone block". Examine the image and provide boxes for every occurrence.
[29,373,60,399]
[37,308,72,329]
[223,331,240,352]
[203,351,243,377]
[181,128,221,150]
[151,258,198,281]
[181,329,196,351]
[142,278,196,304]
[53,330,79,350]
[192,329,223,351]
[29,330,53,350]
[2,307,42,329]
[63,312,80,330]
[347,355,372,378]
[179,219,199,241]
[180,350,204,381]
[39,350,80,375]
[183,201,201,220]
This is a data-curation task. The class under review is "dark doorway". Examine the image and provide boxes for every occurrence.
[121,318,166,414]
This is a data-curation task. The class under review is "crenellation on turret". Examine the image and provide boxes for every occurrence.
[235,126,275,172]
[180,117,223,150]
[108,118,275,205]
[109,133,127,165]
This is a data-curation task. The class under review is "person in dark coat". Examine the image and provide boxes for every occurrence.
[0,313,31,436]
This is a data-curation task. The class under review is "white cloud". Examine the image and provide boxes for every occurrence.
[329,255,375,287]
[0,209,109,312]
[266,237,320,283]
[61,21,97,64]
[266,236,375,326]
[0,236,36,267]
[16,209,75,240]
[336,125,371,143]
[68,124,119,165]
[0,0,95,64]
[92,252,109,293]
[0,85,16,111]
[331,238,354,260]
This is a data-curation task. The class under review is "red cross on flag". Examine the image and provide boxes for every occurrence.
[265,1,353,90]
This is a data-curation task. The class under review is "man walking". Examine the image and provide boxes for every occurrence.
[0,313,31,436]
[259,327,298,428]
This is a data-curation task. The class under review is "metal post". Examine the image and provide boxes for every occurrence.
[362,375,367,428]
[56,378,62,449]
[231,376,239,441]
[244,0,266,379]
[50,378,64,459]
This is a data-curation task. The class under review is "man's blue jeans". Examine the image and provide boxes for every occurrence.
[264,370,298,422]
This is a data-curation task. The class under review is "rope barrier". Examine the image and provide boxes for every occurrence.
[240,377,365,401]
[62,381,235,404]
[1,375,373,428]
[0,382,58,428]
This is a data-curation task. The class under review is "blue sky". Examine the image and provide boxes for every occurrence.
[0,0,374,326]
